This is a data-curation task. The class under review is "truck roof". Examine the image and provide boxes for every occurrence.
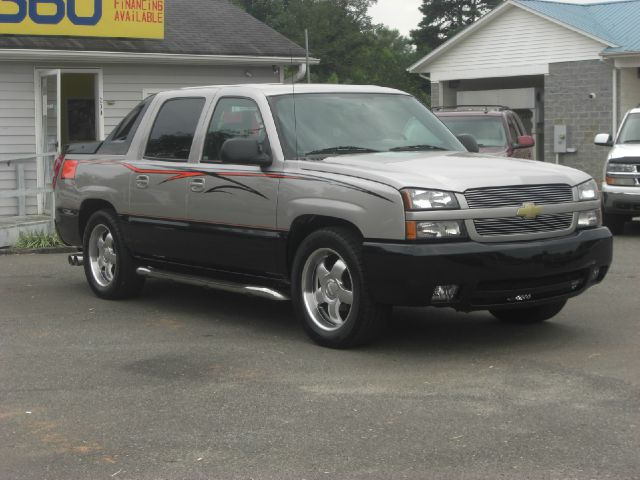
[180,83,408,96]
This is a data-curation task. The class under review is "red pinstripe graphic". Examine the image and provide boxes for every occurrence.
[122,163,306,181]
[122,163,205,181]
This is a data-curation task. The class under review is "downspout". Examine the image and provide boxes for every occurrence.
[612,67,618,134]
[293,63,307,83]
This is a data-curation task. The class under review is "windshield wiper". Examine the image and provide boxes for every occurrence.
[304,146,381,156]
[622,139,640,143]
[389,144,447,152]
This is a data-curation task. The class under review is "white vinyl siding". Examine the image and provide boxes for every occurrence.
[102,64,277,135]
[0,63,37,216]
[427,5,607,82]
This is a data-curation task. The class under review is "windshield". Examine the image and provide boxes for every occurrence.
[268,93,465,159]
[438,116,507,148]
[617,113,640,144]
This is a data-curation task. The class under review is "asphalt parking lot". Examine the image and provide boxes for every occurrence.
[1,226,639,480]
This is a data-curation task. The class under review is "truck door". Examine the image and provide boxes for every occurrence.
[183,96,280,275]
[125,96,207,261]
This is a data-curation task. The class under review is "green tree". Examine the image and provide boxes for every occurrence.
[411,0,501,54]
[233,0,430,103]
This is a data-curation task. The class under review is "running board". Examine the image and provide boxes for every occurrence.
[135,267,290,301]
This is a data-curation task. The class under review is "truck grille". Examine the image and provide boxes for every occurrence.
[464,184,573,209]
[474,213,573,236]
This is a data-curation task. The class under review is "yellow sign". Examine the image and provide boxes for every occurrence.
[0,0,164,39]
[516,202,544,220]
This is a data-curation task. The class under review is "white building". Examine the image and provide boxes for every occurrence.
[0,0,312,245]
[409,0,640,176]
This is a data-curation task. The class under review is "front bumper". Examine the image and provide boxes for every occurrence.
[362,227,612,309]
[602,187,640,216]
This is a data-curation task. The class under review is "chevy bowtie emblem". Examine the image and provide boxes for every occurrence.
[516,202,544,220]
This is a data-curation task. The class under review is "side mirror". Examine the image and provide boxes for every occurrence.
[220,138,272,167]
[594,133,613,147]
[514,135,535,149]
[457,134,479,153]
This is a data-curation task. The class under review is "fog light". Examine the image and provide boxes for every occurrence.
[432,284,459,303]
[589,267,601,282]
[416,220,464,239]
[577,209,601,228]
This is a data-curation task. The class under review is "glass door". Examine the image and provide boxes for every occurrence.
[36,69,61,215]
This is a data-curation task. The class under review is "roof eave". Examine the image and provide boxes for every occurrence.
[0,49,319,65]
[601,50,640,58]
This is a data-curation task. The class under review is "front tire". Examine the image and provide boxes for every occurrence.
[490,299,567,324]
[291,227,387,348]
[83,209,144,299]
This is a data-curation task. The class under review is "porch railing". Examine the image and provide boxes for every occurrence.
[0,153,58,217]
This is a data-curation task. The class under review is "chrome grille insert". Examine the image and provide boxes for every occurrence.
[465,184,573,209]
[474,213,573,236]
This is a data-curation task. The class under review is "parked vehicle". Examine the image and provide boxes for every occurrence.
[54,84,611,348]
[594,106,640,234]
[434,105,535,159]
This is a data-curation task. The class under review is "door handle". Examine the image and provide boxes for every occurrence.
[190,177,205,192]
[135,175,149,189]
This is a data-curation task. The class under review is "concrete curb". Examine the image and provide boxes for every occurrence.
[0,246,79,256]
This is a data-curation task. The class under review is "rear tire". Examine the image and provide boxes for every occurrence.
[490,299,566,324]
[603,212,628,235]
[291,227,388,348]
[83,209,144,299]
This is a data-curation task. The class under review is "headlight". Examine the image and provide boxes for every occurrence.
[406,220,466,240]
[607,163,637,173]
[401,189,459,210]
[577,209,602,229]
[576,179,598,201]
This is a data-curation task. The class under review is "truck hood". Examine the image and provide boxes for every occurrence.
[299,151,591,192]
[609,144,640,160]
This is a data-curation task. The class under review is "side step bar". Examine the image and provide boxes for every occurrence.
[68,253,84,266]
[136,266,290,301]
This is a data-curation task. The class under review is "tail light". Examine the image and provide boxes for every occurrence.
[61,160,79,180]
[52,153,65,190]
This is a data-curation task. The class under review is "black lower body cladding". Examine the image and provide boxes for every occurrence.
[55,208,82,246]
[362,227,613,309]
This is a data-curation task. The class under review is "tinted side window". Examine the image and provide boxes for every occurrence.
[507,116,519,143]
[145,98,205,161]
[98,96,153,155]
[202,97,267,162]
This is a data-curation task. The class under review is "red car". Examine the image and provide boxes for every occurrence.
[434,106,535,159]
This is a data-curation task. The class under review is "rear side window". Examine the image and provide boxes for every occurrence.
[98,96,152,155]
[145,97,205,161]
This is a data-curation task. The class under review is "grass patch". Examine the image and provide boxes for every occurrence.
[15,230,65,249]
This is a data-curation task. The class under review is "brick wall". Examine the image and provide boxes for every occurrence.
[544,60,613,181]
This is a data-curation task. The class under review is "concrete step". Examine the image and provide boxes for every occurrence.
[0,215,54,248]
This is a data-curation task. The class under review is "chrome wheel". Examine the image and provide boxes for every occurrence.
[88,224,117,288]
[301,248,354,332]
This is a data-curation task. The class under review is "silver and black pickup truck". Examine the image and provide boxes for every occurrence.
[54,84,612,348]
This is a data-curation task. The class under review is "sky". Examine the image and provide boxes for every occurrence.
[368,0,423,38]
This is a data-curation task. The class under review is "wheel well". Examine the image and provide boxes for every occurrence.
[78,199,115,240]
[286,215,362,274]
